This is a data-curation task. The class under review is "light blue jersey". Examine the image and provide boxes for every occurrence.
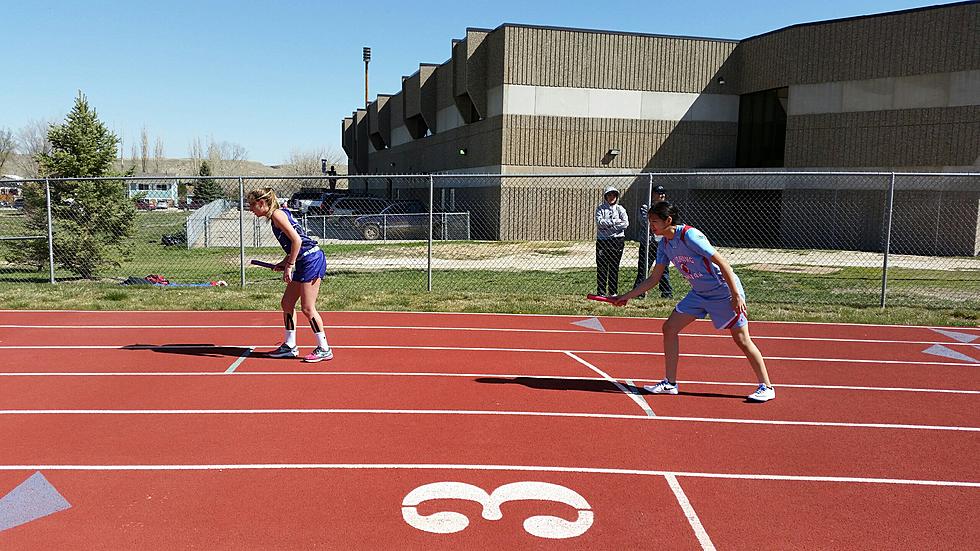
[656,225,741,299]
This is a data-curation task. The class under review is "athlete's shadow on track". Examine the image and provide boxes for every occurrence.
[122,344,252,358]
[475,377,747,400]
[475,376,638,394]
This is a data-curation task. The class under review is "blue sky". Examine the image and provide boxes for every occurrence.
[1,0,961,165]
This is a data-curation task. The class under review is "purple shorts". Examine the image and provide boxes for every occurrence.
[293,248,326,283]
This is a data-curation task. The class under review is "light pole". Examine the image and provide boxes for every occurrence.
[362,47,371,108]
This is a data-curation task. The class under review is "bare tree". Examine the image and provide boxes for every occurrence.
[0,128,14,172]
[205,137,248,174]
[153,137,165,172]
[130,143,139,171]
[286,146,343,175]
[189,137,203,170]
[118,132,125,171]
[15,119,54,177]
[139,126,149,173]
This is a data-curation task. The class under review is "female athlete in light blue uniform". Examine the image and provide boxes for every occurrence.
[614,201,775,402]
[247,188,332,363]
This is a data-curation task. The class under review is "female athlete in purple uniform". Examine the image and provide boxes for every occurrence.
[247,187,333,362]
[613,201,774,402]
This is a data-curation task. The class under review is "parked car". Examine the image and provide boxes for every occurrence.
[353,201,440,240]
[288,189,346,213]
[323,196,391,217]
[13,198,25,210]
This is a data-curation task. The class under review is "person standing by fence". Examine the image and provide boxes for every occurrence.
[594,185,629,297]
[612,201,775,402]
[633,185,673,299]
[247,187,334,363]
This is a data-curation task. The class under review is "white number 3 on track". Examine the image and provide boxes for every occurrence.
[401,481,594,539]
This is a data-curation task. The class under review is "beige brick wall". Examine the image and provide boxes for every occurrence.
[734,2,979,93]
[502,26,735,93]
[785,105,980,168]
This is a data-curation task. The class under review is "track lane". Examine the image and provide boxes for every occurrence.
[0,367,976,428]
[2,414,977,483]
[0,469,691,550]
[2,325,973,364]
[3,310,977,343]
[680,477,980,550]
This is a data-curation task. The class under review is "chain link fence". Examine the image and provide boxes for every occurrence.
[0,172,976,309]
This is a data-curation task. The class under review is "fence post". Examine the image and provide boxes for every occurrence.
[45,178,55,284]
[644,173,653,280]
[880,173,896,308]
[428,174,434,292]
[239,177,246,287]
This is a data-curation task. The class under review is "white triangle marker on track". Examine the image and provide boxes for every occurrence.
[0,472,71,533]
[930,328,979,343]
[572,317,606,332]
[921,344,980,364]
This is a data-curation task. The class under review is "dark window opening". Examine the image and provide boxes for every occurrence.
[736,87,787,168]
[405,115,428,140]
[454,93,480,124]
[369,132,387,150]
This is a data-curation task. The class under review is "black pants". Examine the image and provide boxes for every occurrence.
[634,236,673,298]
[596,237,625,296]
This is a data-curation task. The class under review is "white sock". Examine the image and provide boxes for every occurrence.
[284,330,296,348]
[315,331,329,350]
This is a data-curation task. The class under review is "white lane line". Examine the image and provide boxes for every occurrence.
[565,352,655,416]
[0,371,975,396]
[1,323,976,346]
[665,474,716,551]
[224,348,253,374]
[0,463,975,488]
[0,344,975,367]
[2,309,977,331]
[0,408,975,432]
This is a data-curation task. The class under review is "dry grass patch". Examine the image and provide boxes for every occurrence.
[747,263,841,275]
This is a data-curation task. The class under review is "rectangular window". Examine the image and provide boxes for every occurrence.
[736,87,788,168]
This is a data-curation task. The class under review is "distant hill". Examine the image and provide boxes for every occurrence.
[1,154,347,178]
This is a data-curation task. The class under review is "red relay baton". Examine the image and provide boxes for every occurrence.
[586,294,620,304]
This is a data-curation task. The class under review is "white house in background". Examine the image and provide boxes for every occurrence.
[0,175,22,202]
[127,177,178,207]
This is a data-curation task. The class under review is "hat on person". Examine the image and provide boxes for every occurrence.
[603,185,620,197]
[653,185,667,194]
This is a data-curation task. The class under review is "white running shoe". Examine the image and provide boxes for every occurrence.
[644,379,678,395]
[748,384,775,402]
[302,346,334,363]
[267,343,299,358]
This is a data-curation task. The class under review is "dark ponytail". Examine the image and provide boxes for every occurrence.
[649,200,681,224]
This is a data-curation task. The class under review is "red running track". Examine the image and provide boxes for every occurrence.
[0,310,978,550]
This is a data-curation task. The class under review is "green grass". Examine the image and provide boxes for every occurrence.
[1,216,977,326]
[0,265,976,326]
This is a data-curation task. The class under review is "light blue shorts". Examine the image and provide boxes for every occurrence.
[675,289,748,330]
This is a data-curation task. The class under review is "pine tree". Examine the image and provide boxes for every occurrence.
[192,160,225,203]
[10,92,136,278]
